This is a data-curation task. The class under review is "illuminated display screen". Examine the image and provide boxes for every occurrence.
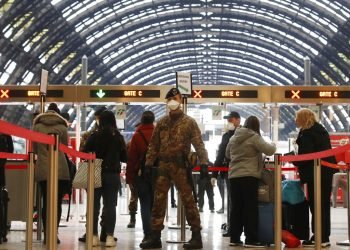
[90,90,160,98]
[285,90,350,99]
[192,90,258,98]
[0,89,63,99]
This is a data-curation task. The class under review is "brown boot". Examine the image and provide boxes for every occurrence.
[183,231,203,249]
[139,230,161,249]
[127,213,136,228]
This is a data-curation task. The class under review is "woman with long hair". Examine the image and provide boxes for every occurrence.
[84,110,127,247]
[226,116,276,248]
[294,108,337,247]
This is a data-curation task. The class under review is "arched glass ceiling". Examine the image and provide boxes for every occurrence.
[1,0,350,139]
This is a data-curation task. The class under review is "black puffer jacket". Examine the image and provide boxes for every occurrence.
[296,122,338,184]
[84,129,127,173]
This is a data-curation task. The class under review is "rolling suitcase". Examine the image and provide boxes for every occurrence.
[0,187,9,244]
[282,200,309,240]
[258,202,274,245]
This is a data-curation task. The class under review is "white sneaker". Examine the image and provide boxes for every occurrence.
[105,235,116,247]
[92,235,100,246]
[322,242,331,248]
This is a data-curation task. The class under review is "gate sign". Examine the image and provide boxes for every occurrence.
[176,72,192,95]
[212,106,223,120]
[115,105,126,120]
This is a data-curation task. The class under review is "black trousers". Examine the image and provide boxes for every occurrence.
[198,177,214,210]
[0,160,6,187]
[39,180,66,234]
[230,177,259,243]
[306,174,333,242]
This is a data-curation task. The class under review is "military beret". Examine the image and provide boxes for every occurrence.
[165,87,181,99]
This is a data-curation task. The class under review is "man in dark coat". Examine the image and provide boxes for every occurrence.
[212,111,240,236]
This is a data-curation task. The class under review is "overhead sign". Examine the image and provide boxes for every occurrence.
[0,89,63,99]
[176,72,192,95]
[40,69,48,94]
[90,90,160,98]
[192,90,258,98]
[285,90,350,99]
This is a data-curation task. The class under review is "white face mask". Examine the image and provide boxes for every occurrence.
[227,122,235,130]
[167,100,180,111]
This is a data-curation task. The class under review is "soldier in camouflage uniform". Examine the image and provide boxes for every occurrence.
[140,88,208,250]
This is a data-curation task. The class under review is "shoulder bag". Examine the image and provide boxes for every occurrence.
[72,158,103,189]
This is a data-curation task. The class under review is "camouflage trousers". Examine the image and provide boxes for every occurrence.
[128,183,138,214]
[151,162,201,231]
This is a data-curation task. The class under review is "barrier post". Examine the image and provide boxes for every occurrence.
[36,184,42,241]
[25,152,35,250]
[167,195,186,243]
[337,167,350,246]
[46,134,59,250]
[314,158,322,249]
[274,154,282,250]
[86,155,95,250]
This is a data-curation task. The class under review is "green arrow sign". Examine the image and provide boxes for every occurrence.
[96,89,105,98]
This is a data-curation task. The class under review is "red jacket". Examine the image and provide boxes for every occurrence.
[126,123,155,184]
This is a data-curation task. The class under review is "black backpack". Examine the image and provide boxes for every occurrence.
[64,155,76,221]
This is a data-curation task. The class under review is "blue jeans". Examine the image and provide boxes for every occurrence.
[135,175,153,236]
[93,171,120,235]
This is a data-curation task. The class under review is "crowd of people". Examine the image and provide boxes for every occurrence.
[0,87,339,249]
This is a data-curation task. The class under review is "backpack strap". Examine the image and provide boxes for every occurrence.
[66,194,71,222]
[138,130,149,147]
[138,131,149,175]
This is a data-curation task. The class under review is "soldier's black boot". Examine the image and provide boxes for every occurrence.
[139,230,161,249]
[183,231,203,249]
[127,213,136,228]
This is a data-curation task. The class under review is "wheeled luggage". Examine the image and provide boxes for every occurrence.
[282,200,309,240]
[258,202,274,245]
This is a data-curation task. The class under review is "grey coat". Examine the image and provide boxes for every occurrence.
[33,111,69,182]
[225,127,276,179]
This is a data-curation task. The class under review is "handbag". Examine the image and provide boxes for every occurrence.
[72,158,103,189]
[258,168,275,203]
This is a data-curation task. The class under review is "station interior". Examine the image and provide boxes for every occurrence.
[1,0,350,249]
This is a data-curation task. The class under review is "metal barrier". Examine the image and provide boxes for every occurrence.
[86,156,95,249]
[274,154,282,249]
[25,152,35,250]
[314,158,322,249]
[46,134,59,250]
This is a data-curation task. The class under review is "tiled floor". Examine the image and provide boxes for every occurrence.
[1,188,350,249]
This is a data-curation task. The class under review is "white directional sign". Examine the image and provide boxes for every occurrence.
[40,69,48,94]
[176,72,192,95]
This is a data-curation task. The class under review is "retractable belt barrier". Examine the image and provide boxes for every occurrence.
[0,119,96,250]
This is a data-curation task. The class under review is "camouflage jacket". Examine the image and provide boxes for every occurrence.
[145,109,208,166]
